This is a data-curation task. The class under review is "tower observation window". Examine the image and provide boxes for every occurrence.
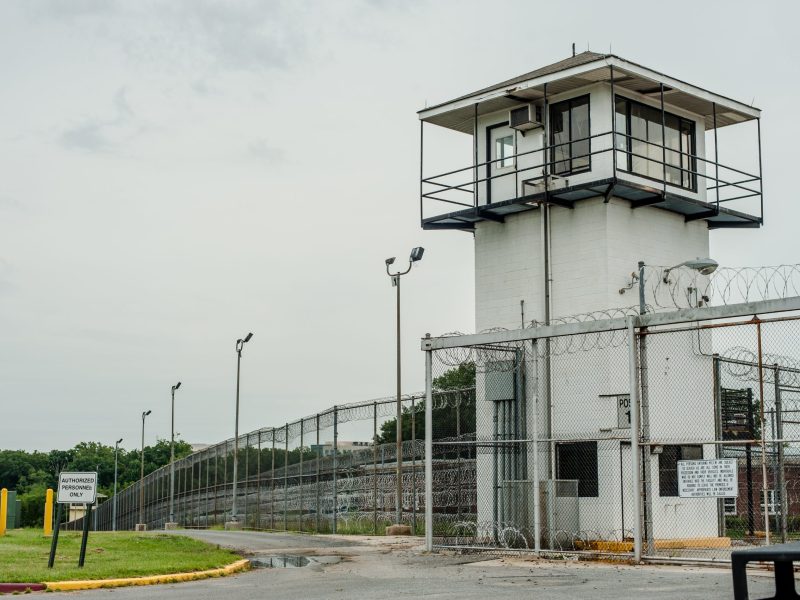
[495,135,515,169]
[615,96,697,191]
[550,95,591,176]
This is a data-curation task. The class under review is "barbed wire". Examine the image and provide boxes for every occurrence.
[630,264,800,311]
[719,346,800,388]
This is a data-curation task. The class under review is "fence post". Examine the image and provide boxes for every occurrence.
[775,365,788,542]
[299,418,304,532]
[333,405,338,535]
[373,401,378,535]
[627,317,642,562]
[271,429,276,530]
[243,434,249,528]
[532,339,541,554]
[256,432,262,529]
[424,342,433,552]
[755,319,771,545]
[222,444,228,521]
[411,396,416,534]
[205,451,210,528]
[284,423,289,531]
[315,414,321,533]
[213,447,219,526]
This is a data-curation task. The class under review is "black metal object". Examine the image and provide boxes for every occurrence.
[731,542,800,600]
[722,387,757,536]
[47,503,62,568]
[78,502,92,567]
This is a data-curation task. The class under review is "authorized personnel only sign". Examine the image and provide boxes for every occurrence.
[57,472,98,504]
[678,459,737,498]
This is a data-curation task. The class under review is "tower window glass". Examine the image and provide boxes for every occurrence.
[615,96,697,190]
[495,135,515,169]
[550,95,591,176]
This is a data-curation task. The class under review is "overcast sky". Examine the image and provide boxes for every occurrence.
[0,0,796,452]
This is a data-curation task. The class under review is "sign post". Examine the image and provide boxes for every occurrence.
[48,472,98,569]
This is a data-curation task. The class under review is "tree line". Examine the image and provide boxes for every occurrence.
[0,439,192,527]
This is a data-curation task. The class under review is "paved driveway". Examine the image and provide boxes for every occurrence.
[46,530,776,599]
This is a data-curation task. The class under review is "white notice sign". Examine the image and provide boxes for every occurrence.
[57,472,98,504]
[678,459,737,498]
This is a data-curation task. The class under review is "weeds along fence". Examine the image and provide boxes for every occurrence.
[79,394,438,535]
[421,297,800,563]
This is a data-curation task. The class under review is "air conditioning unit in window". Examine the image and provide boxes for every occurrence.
[509,104,543,133]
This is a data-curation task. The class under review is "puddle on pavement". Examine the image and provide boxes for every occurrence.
[250,555,311,568]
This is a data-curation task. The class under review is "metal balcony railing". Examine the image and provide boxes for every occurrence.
[420,130,763,229]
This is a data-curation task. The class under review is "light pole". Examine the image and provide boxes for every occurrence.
[385,246,424,527]
[229,332,253,527]
[113,438,122,532]
[630,256,717,554]
[137,410,151,531]
[168,381,182,527]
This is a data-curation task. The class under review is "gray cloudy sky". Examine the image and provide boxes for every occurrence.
[0,0,796,452]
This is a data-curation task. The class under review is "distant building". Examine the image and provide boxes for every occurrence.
[310,441,372,457]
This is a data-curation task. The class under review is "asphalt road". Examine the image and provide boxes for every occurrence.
[45,530,777,599]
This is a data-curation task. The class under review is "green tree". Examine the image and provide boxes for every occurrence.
[378,362,476,443]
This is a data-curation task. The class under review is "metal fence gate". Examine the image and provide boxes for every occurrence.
[421,297,800,563]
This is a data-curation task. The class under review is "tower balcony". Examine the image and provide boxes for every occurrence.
[419,52,763,231]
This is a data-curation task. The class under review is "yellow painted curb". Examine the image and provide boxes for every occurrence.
[577,537,731,552]
[44,558,250,591]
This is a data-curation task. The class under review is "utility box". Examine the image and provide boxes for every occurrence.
[5,491,19,529]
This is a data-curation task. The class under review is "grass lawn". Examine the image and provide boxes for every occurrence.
[0,529,241,583]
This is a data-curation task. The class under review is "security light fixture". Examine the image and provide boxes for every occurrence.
[231,330,254,524]
[383,246,427,526]
[113,438,124,531]
[139,410,152,528]
[663,257,719,283]
[169,381,182,525]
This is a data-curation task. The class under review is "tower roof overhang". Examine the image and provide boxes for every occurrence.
[418,52,761,134]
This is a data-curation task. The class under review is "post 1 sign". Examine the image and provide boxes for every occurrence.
[57,472,98,504]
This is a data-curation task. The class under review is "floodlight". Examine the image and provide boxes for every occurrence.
[144,410,152,416]
[385,257,396,266]
[117,438,123,444]
[174,381,181,390]
[410,247,425,262]
[244,332,254,343]
[684,258,719,275]
[663,257,719,283]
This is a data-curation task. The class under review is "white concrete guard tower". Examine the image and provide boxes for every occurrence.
[419,51,762,329]
[419,52,764,547]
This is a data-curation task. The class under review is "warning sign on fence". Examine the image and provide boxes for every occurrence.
[678,459,737,498]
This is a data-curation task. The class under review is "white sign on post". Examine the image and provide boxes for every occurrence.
[678,459,737,498]
[57,472,98,504]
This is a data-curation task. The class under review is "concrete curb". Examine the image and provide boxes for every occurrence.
[43,558,250,591]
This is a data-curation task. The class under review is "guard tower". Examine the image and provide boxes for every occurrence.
[419,53,764,548]
[419,51,763,329]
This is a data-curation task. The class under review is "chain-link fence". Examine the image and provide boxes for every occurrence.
[421,298,800,563]
[74,395,426,535]
[70,295,800,565]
